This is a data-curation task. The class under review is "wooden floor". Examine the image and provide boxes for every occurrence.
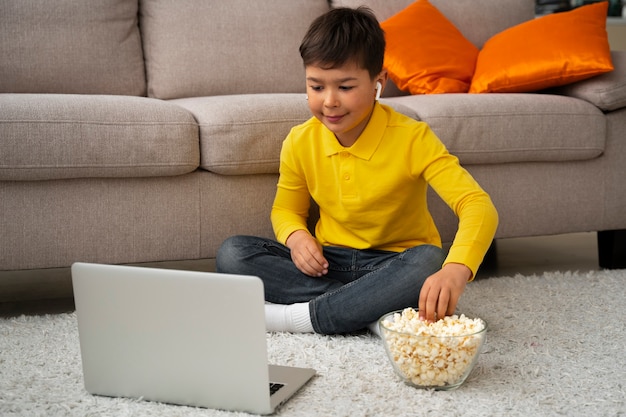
[0,232,600,317]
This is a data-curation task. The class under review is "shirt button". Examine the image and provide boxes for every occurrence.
[344,174,350,180]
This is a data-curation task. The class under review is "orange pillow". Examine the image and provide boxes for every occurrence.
[470,2,614,94]
[381,0,478,95]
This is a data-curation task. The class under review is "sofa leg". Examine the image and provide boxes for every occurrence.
[597,230,626,269]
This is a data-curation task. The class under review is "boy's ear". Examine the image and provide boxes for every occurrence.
[375,70,389,98]
[377,70,388,88]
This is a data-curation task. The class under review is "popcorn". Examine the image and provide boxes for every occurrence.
[380,308,486,387]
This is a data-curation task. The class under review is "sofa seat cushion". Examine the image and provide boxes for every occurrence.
[171,95,421,177]
[389,93,606,164]
[0,94,199,181]
[171,95,313,175]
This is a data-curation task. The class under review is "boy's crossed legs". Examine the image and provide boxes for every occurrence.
[216,235,445,335]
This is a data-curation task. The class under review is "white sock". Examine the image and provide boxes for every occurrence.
[264,302,314,333]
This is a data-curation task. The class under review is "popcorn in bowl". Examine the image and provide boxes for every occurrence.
[379,308,486,390]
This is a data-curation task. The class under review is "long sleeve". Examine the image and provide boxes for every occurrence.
[421,135,499,278]
[271,132,312,244]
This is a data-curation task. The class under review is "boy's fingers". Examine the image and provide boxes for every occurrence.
[425,295,438,322]
[419,285,446,323]
[305,242,328,275]
[292,250,315,276]
[446,292,460,316]
[294,244,327,277]
[418,285,433,321]
[436,289,450,321]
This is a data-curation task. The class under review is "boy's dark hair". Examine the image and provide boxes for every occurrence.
[299,7,385,79]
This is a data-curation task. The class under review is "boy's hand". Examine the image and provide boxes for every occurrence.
[286,230,329,277]
[418,263,471,322]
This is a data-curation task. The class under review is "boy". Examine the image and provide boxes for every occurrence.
[216,7,498,335]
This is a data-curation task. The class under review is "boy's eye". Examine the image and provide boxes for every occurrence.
[308,85,355,92]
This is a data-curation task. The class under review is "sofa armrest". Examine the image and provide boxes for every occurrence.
[554,51,626,112]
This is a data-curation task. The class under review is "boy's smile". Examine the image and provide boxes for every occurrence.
[305,62,385,147]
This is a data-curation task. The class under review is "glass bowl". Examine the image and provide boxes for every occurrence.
[378,309,487,390]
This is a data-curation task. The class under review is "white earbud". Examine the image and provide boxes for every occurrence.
[375,81,382,100]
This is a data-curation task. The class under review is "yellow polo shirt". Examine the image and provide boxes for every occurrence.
[271,103,498,276]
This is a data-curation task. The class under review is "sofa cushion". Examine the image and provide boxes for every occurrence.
[388,93,606,164]
[0,0,145,95]
[470,2,614,94]
[170,95,421,176]
[332,0,535,49]
[0,94,199,181]
[140,0,329,100]
[381,0,478,95]
[555,51,626,112]
[170,95,312,175]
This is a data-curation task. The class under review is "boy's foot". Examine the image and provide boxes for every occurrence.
[265,302,314,333]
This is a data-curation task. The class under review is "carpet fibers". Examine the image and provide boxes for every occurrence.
[1,270,625,417]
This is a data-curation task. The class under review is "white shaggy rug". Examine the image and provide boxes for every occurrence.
[1,270,625,417]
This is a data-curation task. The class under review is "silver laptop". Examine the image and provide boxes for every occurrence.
[71,262,315,415]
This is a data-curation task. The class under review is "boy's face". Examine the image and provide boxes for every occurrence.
[305,61,385,147]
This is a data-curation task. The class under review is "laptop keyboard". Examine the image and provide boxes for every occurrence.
[269,382,285,396]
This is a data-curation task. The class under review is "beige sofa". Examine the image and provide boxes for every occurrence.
[1,0,625,303]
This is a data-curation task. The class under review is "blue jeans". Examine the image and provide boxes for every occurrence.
[216,235,445,335]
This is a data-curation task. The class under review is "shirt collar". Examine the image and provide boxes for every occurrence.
[322,103,387,160]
